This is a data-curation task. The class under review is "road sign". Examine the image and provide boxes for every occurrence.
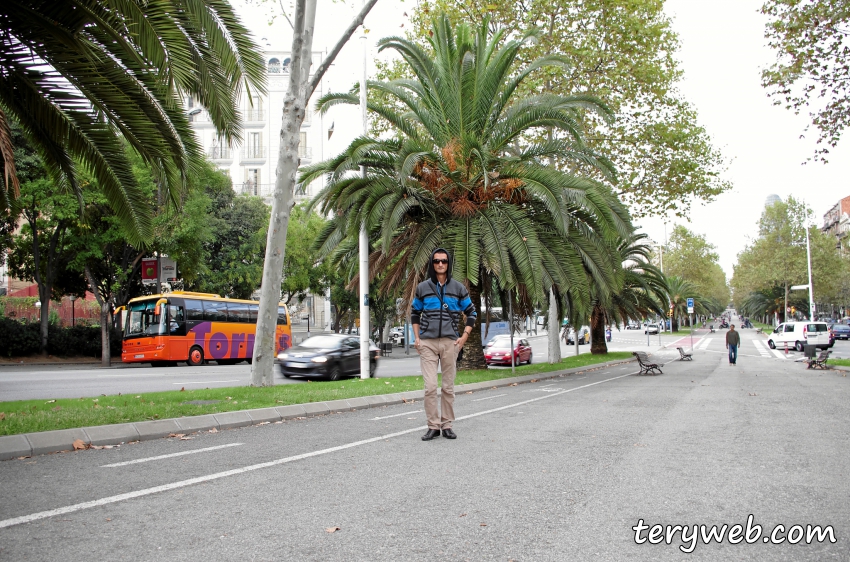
[686,297,694,314]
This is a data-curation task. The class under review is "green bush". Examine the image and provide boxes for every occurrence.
[0,317,122,358]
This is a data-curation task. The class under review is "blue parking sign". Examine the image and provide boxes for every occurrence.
[686,298,694,308]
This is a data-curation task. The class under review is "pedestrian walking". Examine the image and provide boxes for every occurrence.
[726,324,740,365]
[412,248,477,441]
[605,327,612,342]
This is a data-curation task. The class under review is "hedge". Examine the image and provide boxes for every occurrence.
[0,318,121,358]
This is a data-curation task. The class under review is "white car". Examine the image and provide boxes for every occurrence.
[645,324,659,335]
[767,321,833,351]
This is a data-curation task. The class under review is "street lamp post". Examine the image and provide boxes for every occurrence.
[69,295,77,327]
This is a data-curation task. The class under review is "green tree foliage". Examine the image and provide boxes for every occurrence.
[306,16,629,368]
[663,225,730,307]
[188,184,270,300]
[762,0,850,161]
[281,203,330,304]
[731,196,846,319]
[0,0,266,242]
[394,0,730,218]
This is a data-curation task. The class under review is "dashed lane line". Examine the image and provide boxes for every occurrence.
[102,444,244,468]
[370,410,423,420]
[472,393,507,402]
[0,371,635,529]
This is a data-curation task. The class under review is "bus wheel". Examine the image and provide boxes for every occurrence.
[188,346,204,366]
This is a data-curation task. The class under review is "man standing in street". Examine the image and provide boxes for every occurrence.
[726,324,741,365]
[412,248,477,441]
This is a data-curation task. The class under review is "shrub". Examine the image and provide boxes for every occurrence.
[0,318,122,358]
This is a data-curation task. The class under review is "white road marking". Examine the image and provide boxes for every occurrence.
[697,338,712,350]
[371,410,423,420]
[101,444,244,467]
[472,393,507,402]
[752,340,771,357]
[0,371,635,529]
[171,380,241,385]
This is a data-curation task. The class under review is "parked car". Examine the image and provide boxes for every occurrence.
[276,334,378,380]
[565,326,590,345]
[829,323,850,340]
[644,324,659,335]
[766,321,833,351]
[485,337,532,366]
[625,322,640,330]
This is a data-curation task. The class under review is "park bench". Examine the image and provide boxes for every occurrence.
[677,347,693,361]
[807,350,831,370]
[633,351,663,375]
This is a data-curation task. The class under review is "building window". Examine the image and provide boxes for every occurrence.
[268,58,281,73]
[244,168,260,195]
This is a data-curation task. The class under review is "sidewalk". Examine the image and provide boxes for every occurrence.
[0,356,637,461]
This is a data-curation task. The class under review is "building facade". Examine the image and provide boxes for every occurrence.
[822,195,850,255]
[188,50,327,204]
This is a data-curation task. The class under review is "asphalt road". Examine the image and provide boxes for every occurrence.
[0,321,848,560]
[2,327,847,401]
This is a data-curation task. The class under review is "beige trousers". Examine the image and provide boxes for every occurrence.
[419,337,458,430]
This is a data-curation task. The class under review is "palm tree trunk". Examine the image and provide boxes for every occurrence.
[590,303,607,354]
[459,283,487,370]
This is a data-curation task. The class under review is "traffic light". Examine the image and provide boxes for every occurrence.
[667,310,673,318]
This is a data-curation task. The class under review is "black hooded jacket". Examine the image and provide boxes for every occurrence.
[411,248,477,340]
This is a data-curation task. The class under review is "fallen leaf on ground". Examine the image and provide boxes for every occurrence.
[465,391,473,394]
[325,527,341,533]
[226,396,233,400]
[135,395,141,399]
[480,523,487,527]
[208,427,218,433]
[180,387,185,392]
[459,513,467,517]
[52,406,61,411]
[72,439,89,450]
[385,381,390,385]
[92,399,98,402]
[168,433,186,438]
[179,436,194,440]
[509,383,518,386]
[256,422,270,426]
[748,393,758,396]
[46,400,56,404]
[0,413,5,421]
[530,379,538,383]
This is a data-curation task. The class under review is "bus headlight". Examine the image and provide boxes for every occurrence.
[311,356,328,363]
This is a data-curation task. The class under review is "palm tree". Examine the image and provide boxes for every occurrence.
[588,233,668,354]
[304,16,630,369]
[665,276,711,331]
[0,0,266,243]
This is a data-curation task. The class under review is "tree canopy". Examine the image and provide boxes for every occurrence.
[762,0,850,161]
[391,0,730,218]
[0,0,266,243]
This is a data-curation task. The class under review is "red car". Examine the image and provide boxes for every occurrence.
[484,337,532,366]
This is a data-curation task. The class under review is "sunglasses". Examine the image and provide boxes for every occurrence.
[432,259,449,265]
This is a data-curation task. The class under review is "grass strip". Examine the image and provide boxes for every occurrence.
[0,352,634,436]
[827,358,850,367]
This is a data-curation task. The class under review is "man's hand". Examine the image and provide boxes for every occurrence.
[455,332,469,348]
[414,339,421,351]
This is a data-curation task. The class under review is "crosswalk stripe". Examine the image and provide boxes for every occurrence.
[752,340,770,357]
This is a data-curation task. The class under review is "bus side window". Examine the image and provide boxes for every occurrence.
[203,301,227,322]
[278,306,288,325]
[228,302,250,323]
[249,304,259,323]
[185,299,203,322]
[168,305,186,335]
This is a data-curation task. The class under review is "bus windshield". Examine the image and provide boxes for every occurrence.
[125,300,166,338]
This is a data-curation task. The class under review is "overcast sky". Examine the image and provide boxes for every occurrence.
[237,0,845,279]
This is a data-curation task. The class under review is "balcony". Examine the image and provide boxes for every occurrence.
[206,146,233,163]
[245,110,265,124]
[298,145,312,160]
[241,146,268,161]
[239,182,274,197]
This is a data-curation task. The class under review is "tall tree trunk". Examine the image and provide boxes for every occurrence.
[84,266,111,366]
[459,283,487,370]
[250,0,379,386]
[548,287,560,364]
[590,303,607,354]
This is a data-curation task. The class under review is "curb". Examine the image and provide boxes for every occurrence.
[0,358,638,461]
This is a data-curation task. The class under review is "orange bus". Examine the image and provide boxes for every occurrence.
[119,291,292,366]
